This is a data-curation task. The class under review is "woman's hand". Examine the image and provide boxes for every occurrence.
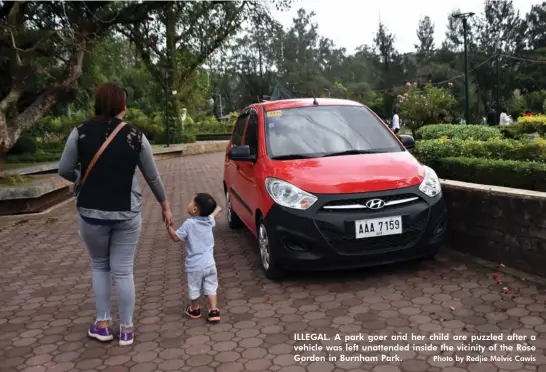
[160,201,174,226]
[162,209,174,226]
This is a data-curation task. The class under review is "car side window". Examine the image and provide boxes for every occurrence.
[243,112,258,156]
[231,114,247,146]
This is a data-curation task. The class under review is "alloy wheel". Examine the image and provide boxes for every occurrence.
[258,224,270,271]
[226,192,232,223]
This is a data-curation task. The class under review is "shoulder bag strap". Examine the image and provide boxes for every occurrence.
[80,121,127,186]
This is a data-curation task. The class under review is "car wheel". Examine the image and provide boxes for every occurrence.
[257,218,285,280]
[226,191,243,229]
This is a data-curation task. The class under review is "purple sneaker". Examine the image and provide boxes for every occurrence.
[88,323,113,342]
[117,329,134,346]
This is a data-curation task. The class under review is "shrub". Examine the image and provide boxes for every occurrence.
[429,157,546,192]
[517,115,546,136]
[182,133,196,143]
[125,109,166,143]
[415,124,501,141]
[397,83,457,135]
[190,119,233,134]
[499,124,526,139]
[412,138,546,164]
[6,151,62,163]
[9,136,38,155]
[38,141,65,152]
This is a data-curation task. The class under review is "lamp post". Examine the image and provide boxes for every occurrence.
[164,70,170,147]
[211,92,223,118]
[454,12,474,125]
[496,39,501,119]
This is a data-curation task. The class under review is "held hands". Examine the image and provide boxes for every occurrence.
[162,208,174,227]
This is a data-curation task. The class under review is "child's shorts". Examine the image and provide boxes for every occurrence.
[187,266,218,300]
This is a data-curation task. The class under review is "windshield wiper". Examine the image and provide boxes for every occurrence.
[321,149,383,157]
[271,154,316,160]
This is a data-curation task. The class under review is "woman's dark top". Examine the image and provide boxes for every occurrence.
[58,117,167,223]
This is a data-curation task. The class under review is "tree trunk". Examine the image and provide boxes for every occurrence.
[0,115,13,177]
[0,45,85,159]
[165,4,182,143]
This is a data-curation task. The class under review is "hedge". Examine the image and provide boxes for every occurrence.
[517,115,546,136]
[6,134,197,164]
[8,136,38,155]
[6,152,62,164]
[412,138,546,164]
[415,124,501,141]
[429,157,546,192]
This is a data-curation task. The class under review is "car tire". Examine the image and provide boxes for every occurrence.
[226,191,243,229]
[257,217,285,280]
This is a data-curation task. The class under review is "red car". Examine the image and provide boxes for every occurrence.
[223,98,447,279]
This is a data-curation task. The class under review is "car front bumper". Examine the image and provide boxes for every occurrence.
[264,186,447,271]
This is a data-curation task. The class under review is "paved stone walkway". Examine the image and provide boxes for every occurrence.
[1,152,546,372]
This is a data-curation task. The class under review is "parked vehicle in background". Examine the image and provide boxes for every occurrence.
[223,98,447,280]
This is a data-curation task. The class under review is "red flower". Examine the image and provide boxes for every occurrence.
[448,82,453,87]
[405,82,411,87]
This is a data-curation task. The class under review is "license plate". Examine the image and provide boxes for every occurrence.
[355,216,402,239]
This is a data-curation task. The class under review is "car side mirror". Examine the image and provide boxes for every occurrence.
[399,135,415,150]
[227,145,255,161]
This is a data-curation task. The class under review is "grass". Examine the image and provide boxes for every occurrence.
[0,175,31,186]
[2,162,36,170]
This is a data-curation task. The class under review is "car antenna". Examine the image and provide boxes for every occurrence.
[312,92,319,105]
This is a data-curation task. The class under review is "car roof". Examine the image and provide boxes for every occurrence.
[256,98,364,112]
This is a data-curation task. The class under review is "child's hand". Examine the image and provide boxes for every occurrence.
[211,206,222,218]
[167,224,180,242]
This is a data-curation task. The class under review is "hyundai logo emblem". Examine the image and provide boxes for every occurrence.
[366,198,386,209]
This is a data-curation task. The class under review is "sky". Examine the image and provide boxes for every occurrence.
[269,0,538,54]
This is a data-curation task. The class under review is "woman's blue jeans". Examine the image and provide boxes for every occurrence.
[79,214,141,328]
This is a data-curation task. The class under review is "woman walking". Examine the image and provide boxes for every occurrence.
[58,82,173,346]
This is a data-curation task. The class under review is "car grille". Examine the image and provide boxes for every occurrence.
[321,193,420,211]
[316,211,429,255]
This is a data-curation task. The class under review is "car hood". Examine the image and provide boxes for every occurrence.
[269,151,425,194]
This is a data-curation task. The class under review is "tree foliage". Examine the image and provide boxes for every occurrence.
[397,84,457,135]
[3,0,546,159]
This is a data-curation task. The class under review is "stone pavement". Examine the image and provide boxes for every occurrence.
[1,152,546,372]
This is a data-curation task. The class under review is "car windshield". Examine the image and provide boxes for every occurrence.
[265,105,403,159]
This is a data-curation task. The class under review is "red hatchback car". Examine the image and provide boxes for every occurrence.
[223,98,447,279]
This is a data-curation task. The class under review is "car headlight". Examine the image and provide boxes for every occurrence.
[419,165,442,197]
[265,177,318,210]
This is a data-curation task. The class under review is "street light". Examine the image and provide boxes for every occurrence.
[453,12,474,125]
[211,92,223,118]
[495,39,501,118]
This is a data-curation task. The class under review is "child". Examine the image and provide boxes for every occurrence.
[167,193,222,322]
